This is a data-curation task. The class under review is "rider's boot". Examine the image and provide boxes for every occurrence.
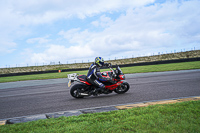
[97,86,106,93]
[93,86,105,96]
[92,89,99,96]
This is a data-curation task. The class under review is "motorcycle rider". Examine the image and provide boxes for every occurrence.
[86,57,113,95]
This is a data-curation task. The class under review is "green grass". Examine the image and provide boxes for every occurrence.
[1,100,200,133]
[121,61,200,74]
[0,61,200,83]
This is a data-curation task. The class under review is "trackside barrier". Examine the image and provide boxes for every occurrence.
[1,57,200,77]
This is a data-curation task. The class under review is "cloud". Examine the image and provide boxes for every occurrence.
[28,0,200,64]
[0,0,155,57]
[30,44,94,64]
[91,15,114,28]
[0,0,155,26]
[0,41,16,54]
[1,0,200,66]
[26,36,51,44]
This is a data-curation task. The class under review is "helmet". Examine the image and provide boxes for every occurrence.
[95,57,104,67]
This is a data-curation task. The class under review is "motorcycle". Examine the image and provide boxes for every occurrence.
[67,64,130,98]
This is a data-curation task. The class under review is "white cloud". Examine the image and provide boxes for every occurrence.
[26,36,51,44]
[0,0,155,26]
[1,0,200,67]
[0,41,16,54]
[0,0,155,57]
[30,44,94,64]
[28,0,200,64]
[91,15,114,28]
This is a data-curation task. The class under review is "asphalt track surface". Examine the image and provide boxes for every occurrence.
[0,69,200,119]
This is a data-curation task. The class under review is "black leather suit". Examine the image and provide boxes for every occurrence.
[86,63,110,89]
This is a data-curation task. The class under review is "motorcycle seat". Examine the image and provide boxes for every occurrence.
[77,75,87,81]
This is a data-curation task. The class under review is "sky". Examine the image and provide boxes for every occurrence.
[0,0,200,68]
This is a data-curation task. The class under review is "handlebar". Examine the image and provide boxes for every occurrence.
[104,63,112,68]
[110,67,117,78]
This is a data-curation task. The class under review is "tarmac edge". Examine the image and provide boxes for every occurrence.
[115,96,200,110]
[1,95,200,125]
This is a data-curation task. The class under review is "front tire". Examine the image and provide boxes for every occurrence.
[114,82,130,94]
[70,84,85,98]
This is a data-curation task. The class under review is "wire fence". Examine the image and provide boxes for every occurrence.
[1,47,199,69]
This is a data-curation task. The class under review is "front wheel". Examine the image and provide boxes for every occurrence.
[70,84,85,98]
[114,82,130,94]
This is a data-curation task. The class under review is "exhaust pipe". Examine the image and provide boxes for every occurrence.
[80,93,89,96]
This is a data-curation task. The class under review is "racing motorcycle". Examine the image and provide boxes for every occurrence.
[67,64,130,98]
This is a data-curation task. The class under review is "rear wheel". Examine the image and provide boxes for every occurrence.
[70,84,86,98]
[114,82,130,94]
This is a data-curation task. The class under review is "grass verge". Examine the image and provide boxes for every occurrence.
[0,100,200,133]
[0,61,200,83]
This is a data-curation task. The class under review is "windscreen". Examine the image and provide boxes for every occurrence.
[117,66,123,74]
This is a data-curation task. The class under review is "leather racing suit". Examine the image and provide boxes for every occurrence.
[86,63,111,91]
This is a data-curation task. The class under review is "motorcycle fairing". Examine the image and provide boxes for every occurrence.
[105,81,123,90]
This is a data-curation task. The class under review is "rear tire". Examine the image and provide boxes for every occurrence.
[70,84,85,98]
[114,82,130,94]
